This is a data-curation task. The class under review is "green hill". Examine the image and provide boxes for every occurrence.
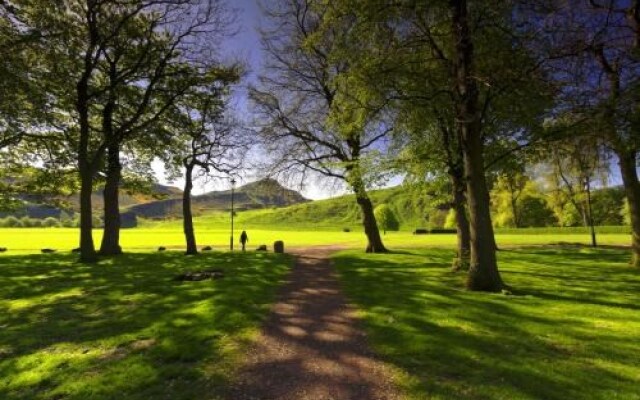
[236,186,423,230]
[141,185,433,232]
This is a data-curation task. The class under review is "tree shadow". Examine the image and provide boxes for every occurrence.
[0,251,290,400]
[331,247,640,399]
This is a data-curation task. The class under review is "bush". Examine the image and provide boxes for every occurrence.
[374,204,400,233]
[20,216,40,227]
[92,215,104,228]
[61,217,77,228]
[3,216,22,227]
[42,217,61,227]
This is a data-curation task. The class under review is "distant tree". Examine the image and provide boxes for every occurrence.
[591,187,625,226]
[374,204,399,234]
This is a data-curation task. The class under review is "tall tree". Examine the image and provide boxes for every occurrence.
[319,0,551,289]
[251,0,390,253]
[168,69,242,255]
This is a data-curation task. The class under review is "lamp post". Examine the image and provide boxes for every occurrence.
[230,178,236,251]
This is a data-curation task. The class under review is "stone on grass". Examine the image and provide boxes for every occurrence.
[71,248,81,253]
[174,269,224,281]
[0,247,7,253]
[157,246,166,252]
[41,248,56,254]
[202,246,213,251]
[256,245,267,251]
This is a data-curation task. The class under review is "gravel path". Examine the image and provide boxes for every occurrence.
[227,246,402,400]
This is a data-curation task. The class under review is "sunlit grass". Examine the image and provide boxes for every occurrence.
[0,227,632,255]
[0,251,290,400]
[333,247,640,400]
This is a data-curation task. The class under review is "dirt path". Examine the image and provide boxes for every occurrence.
[226,246,402,400]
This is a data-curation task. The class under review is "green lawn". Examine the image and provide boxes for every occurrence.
[333,247,640,399]
[0,227,632,255]
[0,251,290,400]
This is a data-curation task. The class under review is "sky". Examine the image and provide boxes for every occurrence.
[154,0,354,200]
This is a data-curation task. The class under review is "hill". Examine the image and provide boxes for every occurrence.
[234,185,431,230]
[0,183,183,219]
[127,179,309,219]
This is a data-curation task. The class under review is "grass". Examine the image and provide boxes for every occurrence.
[0,226,632,255]
[333,247,640,400]
[0,251,290,400]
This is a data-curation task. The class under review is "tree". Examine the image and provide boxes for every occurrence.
[317,0,552,290]
[532,1,640,264]
[12,0,234,261]
[374,204,399,234]
[167,69,242,255]
[251,0,390,253]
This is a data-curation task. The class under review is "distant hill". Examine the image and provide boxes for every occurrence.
[127,179,309,219]
[0,183,183,219]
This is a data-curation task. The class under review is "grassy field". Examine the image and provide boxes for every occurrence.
[0,251,290,400]
[333,247,640,400]
[0,226,632,255]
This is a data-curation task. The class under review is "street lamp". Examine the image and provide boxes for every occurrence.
[230,178,236,251]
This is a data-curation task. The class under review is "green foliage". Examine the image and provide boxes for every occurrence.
[491,174,556,227]
[590,187,625,225]
[2,216,21,227]
[374,204,399,233]
[334,248,640,399]
[518,196,556,227]
[622,201,631,226]
[444,208,457,229]
[42,217,60,228]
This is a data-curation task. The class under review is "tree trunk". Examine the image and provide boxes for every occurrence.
[78,168,97,263]
[451,0,503,291]
[99,142,122,255]
[76,57,97,263]
[451,170,471,271]
[183,164,198,255]
[618,150,640,267]
[349,171,386,253]
[355,193,387,253]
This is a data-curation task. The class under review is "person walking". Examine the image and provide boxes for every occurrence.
[239,230,248,251]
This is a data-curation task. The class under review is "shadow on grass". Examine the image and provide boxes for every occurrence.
[0,251,290,400]
[333,247,640,400]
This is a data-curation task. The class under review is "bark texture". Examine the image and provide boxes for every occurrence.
[183,164,198,255]
[618,150,640,267]
[355,192,387,253]
[78,172,97,263]
[451,170,471,271]
[99,142,123,255]
[451,0,503,291]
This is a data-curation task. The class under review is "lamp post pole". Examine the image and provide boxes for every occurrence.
[230,178,236,251]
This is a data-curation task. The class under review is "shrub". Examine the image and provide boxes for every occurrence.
[4,216,22,227]
[20,216,37,227]
[42,217,61,227]
[92,215,104,228]
[374,204,400,233]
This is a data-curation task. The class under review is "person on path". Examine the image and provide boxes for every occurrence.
[239,230,248,251]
